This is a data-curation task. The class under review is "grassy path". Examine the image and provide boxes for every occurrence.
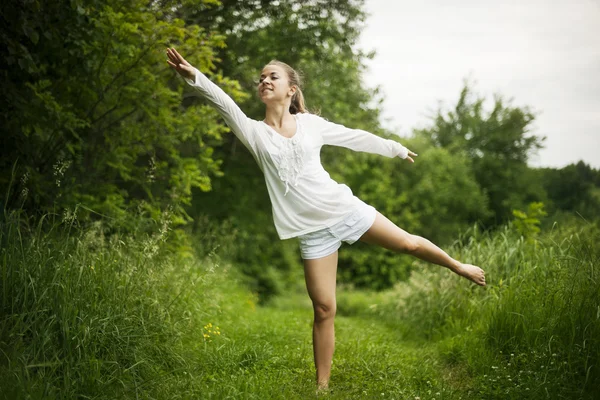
[198,292,470,399]
[3,217,597,398]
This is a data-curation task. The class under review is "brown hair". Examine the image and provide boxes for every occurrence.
[265,60,307,114]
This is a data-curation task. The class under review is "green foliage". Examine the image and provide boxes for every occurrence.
[0,0,235,226]
[338,221,600,398]
[2,205,599,398]
[0,208,455,399]
[190,0,371,119]
[416,82,546,224]
[398,146,491,242]
[0,208,256,399]
[538,161,600,219]
[330,139,490,290]
[512,202,547,240]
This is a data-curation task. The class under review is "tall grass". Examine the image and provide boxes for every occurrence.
[0,209,255,399]
[338,222,599,399]
[2,196,598,398]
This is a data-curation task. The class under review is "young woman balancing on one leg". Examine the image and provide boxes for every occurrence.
[166,48,486,391]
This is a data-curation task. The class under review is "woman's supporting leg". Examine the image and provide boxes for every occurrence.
[303,250,339,389]
[359,211,486,286]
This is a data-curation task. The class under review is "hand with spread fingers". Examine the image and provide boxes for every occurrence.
[166,47,196,81]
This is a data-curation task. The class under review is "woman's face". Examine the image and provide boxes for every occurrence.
[257,64,295,104]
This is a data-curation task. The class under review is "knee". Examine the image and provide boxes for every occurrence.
[313,301,336,322]
[399,235,420,254]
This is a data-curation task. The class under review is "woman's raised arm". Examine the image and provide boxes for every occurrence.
[166,48,259,156]
[313,114,417,162]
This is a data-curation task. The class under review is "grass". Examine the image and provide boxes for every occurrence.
[334,222,600,399]
[176,293,462,399]
[1,209,598,399]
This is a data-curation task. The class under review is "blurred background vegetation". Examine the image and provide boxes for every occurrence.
[1,1,599,398]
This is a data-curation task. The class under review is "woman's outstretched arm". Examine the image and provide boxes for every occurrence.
[314,115,417,162]
[166,47,259,155]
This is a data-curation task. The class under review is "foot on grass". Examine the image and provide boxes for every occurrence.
[316,382,330,396]
[315,385,331,396]
[454,263,486,286]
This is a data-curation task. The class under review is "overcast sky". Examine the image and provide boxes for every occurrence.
[357,0,599,168]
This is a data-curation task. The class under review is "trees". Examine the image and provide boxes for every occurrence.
[1,0,231,224]
[415,83,547,225]
[539,161,600,219]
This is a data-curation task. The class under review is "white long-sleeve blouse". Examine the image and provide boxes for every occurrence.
[184,67,409,240]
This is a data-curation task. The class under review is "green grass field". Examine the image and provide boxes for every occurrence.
[1,211,598,399]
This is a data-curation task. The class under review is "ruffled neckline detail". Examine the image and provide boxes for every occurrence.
[262,115,305,196]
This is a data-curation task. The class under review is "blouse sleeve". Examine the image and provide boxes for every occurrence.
[316,115,409,159]
[184,67,259,155]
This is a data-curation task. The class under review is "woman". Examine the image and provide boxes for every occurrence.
[166,48,486,391]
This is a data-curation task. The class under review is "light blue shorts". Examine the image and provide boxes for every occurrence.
[298,201,377,260]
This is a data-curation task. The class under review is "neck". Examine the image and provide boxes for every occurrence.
[264,103,292,128]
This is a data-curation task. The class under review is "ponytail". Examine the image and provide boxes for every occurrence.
[290,87,306,114]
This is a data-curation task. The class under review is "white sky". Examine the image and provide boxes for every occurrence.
[358,0,600,168]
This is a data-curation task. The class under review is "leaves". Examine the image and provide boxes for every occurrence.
[512,202,548,241]
[416,82,546,224]
[0,0,232,225]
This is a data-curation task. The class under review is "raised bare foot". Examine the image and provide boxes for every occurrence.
[454,263,486,286]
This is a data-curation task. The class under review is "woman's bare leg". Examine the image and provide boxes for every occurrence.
[303,250,339,390]
[359,212,486,286]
